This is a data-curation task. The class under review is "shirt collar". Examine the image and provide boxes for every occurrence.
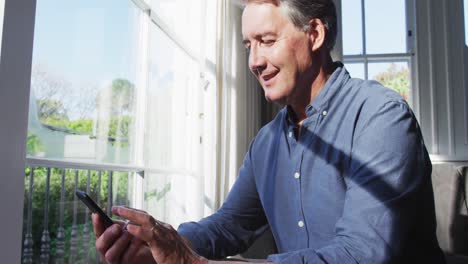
[284,62,350,124]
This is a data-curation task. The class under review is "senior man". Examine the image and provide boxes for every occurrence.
[93,0,446,263]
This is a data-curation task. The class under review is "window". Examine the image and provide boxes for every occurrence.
[22,0,216,261]
[0,0,4,60]
[22,2,145,262]
[28,0,141,165]
[139,0,217,226]
[465,0,468,46]
[342,0,414,105]
[464,0,468,144]
[147,0,203,56]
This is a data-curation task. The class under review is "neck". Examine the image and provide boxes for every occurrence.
[290,52,335,123]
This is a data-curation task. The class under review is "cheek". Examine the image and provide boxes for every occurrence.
[295,43,312,68]
[267,47,293,71]
[281,36,310,68]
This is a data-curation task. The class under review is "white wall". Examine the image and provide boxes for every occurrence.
[0,0,36,262]
[415,0,468,161]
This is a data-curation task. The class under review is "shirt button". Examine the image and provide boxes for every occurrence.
[288,131,293,138]
[322,110,328,116]
[294,172,300,179]
[298,221,304,228]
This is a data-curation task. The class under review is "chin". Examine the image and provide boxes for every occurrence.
[264,93,287,106]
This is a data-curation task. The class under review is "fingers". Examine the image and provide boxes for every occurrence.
[92,213,125,238]
[119,205,148,213]
[112,206,156,229]
[103,230,132,263]
[95,224,123,256]
[111,206,200,264]
[125,223,154,243]
[113,219,126,227]
[120,239,146,263]
[92,213,106,238]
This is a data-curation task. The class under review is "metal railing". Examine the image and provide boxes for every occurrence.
[22,158,144,264]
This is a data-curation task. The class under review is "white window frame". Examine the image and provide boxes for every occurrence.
[0,0,36,262]
[131,0,199,61]
[0,0,5,60]
[0,0,204,260]
[342,0,418,114]
[129,0,210,213]
[464,0,468,146]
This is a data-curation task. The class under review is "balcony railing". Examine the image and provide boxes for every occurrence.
[22,158,144,263]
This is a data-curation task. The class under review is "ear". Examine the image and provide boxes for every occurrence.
[306,18,326,52]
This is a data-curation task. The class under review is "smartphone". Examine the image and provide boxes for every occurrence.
[75,190,114,228]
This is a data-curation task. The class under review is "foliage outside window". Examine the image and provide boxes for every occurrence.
[373,64,410,100]
[22,1,145,262]
[27,0,140,164]
[22,0,216,261]
[342,0,412,105]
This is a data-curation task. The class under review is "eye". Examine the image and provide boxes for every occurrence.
[261,39,276,46]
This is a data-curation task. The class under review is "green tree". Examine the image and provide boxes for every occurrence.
[97,78,135,116]
[95,78,135,146]
[37,99,70,127]
[111,79,134,112]
[68,119,93,134]
[26,133,45,155]
[23,167,131,262]
[373,64,410,100]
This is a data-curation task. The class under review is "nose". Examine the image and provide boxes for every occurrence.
[249,45,266,76]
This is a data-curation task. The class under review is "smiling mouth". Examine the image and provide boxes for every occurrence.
[262,72,278,85]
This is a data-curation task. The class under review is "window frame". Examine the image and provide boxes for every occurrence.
[131,0,199,62]
[129,0,210,212]
[0,0,37,262]
[0,0,4,60]
[464,0,468,145]
[342,0,418,113]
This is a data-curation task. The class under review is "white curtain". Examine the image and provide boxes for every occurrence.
[216,0,262,207]
[141,0,262,227]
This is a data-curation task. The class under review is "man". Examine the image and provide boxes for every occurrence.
[93,0,446,263]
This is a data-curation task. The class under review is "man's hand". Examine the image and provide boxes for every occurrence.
[112,206,207,264]
[92,213,155,264]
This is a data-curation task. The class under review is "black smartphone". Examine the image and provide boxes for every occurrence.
[75,190,114,228]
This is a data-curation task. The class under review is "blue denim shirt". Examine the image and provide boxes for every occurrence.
[178,64,445,263]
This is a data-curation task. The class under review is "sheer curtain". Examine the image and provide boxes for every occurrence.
[140,0,262,227]
[142,0,209,226]
[216,0,262,206]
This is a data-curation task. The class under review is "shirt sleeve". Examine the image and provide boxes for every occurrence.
[178,139,269,260]
[267,101,436,263]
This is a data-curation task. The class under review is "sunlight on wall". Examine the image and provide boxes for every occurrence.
[465,0,468,46]
[0,0,5,60]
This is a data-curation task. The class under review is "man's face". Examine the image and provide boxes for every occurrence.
[242,2,313,105]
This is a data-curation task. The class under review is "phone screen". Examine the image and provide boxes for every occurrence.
[75,190,114,228]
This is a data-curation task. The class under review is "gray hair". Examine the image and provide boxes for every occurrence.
[241,0,337,50]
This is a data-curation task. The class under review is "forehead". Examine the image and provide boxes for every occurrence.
[241,3,293,38]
